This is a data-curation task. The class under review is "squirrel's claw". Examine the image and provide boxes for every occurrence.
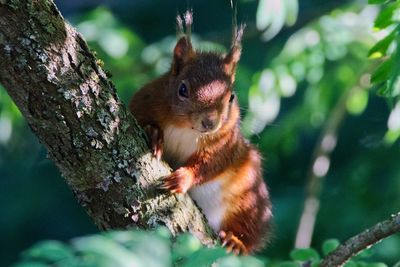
[160,167,193,194]
[144,125,163,161]
[219,230,248,256]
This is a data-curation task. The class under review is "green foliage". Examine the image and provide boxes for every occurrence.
[256,0,299,41]
[14,229,170,267]
[289,248,319,261]
[346,88,369,115]
[76,7,149,103]
[20,241,73,263]
[11,229,265,267]
[368,0,389,4]
[0,84,23,145]
[369,0,400,143]
[12,229,391,267]
[243,6,373,137]
[321,239,340,256]
[180,247,227,267]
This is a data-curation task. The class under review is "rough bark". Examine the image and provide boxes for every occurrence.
[320,212,400,267]
[0,0,215,245]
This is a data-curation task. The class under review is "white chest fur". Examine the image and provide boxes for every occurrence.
[163,126,200,168]
[189,180,225,232]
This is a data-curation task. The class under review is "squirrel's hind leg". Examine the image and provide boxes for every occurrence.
[219,230,248,255]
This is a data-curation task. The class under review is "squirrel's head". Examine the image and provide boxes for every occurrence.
[167,10,244,135]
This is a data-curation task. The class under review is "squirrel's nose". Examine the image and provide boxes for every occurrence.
[201,118,215,130]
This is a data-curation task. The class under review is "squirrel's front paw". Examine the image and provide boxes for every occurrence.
[219,230,248,255]
[161,167,193,194]
[144,125,163,161]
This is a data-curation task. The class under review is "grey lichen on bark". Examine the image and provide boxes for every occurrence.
[0,0,215,245]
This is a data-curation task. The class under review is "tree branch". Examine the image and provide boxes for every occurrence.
[0,0,215,245]
[320,212,400,267]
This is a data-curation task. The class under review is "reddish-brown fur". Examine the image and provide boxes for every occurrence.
[130,13,272,254]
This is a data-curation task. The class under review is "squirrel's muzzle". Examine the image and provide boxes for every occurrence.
[199,111,220,133]
[201,117,216,131]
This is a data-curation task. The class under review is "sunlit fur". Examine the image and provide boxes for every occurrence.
[163,125,199,169]
[189,179,224,232]
[130,35,272,253]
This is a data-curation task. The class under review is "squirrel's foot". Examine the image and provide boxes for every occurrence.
[160,167,193,194]
[144,125,163,161]
[219,230,248,255]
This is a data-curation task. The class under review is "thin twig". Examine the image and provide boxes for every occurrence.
[320,212,400,267]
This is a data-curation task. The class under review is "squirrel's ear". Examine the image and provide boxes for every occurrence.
[224,24,245,83]
[172,36,194,75]
[223,46,241,83]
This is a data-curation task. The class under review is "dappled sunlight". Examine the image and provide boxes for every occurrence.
[0,115,12,144]
[256,0,298,41]
[77,10,129,58]
[388,101,400,132]
[242,6,378,138]
[312,155,330,178]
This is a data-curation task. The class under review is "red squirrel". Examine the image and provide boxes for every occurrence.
[130,11,272,254]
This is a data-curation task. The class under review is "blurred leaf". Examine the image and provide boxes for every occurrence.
[104,230,171,267]
[154,226,172,239]
[21,241,73,263]
[387,101,400,131]
[71,235,143,267]
[276,262,300,267]
[374,2,400,29]
[358,263,388,267]
[321,239,340,256]
[346,88,369,115]
[344,261,358,267]
[215,255,265,267]
[12,262,50,267]
[284,0,299,26]
[215,255,242,267]
[371,59,392,84]
[239,256,266,267]
[385,34,400,98]
[356,247,375,258]
[277,69,297,97]
[376,83,390,97]
[384,129,400,144]
[368,0,389,4]
[256,0,275,31]
[181,247,227,267]
[256,0,299,41]
[172,233,202,261]
[290,248,320,261]
[368,30,395,59]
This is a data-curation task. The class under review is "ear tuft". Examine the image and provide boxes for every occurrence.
[176,9,193,42]
[172,10,195,75]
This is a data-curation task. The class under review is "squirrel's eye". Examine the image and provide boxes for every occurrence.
[178,83,189,99]
[229,93,235,103]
